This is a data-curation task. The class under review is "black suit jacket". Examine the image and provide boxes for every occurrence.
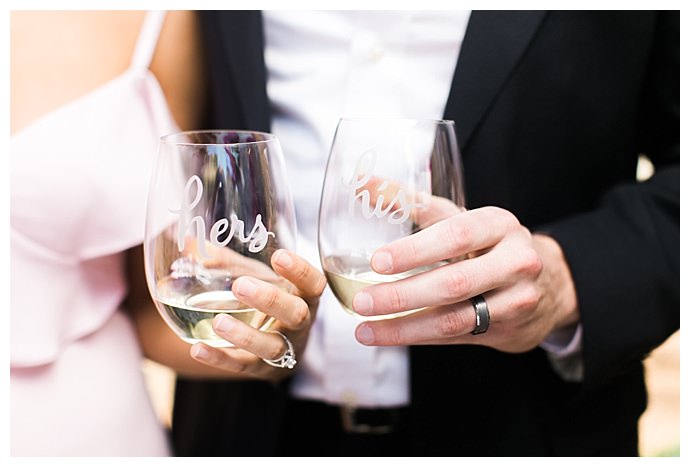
[172,11,679,456]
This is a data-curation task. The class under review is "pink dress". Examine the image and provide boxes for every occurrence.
[11,11,177,456]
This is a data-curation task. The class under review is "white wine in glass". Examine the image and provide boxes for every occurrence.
[318,118,465,319]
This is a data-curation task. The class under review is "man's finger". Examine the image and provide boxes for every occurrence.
[370,206,518,275]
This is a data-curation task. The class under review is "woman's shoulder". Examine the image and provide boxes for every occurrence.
[11,10,206,135]
[10,11,146,135]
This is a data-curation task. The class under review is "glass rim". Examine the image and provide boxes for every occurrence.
[159,129,278,147]
[337,117,455,125]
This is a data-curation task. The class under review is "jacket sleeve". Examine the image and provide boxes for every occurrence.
[542,11,679,387]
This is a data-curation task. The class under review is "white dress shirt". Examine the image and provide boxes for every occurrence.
[264,10,471,408]
[264,10,581,408]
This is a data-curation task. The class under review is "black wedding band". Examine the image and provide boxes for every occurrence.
[470,295,490,335]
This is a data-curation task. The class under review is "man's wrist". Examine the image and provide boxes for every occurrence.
[532,233,580,331]
[533,233,585,381]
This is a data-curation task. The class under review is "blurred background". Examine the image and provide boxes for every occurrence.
[638,331,680,456]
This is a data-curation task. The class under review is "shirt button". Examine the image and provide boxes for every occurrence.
[351,33,384,63]
[341,390,358,406]
[368,43,384,61]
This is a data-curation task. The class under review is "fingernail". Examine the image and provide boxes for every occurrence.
[372,251,393,273]
[191,344,209,360]
[352,291,374,314]
[213,314,234,333]
[356,324,375,345]
[273,250,293,268]
[234,277,258,297]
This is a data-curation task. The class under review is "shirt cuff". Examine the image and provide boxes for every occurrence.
[540,323,584,382]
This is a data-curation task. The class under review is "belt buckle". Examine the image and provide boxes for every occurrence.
[340,405,395,435]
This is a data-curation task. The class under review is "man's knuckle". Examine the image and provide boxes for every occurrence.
[522,286,541,310]
[488,206,519,232]
[443,269,471,301]
[386,286,408,311]
[444,218,471,247]
[435,309,467,337]
[408,237,420,263]
[516,250,543,277]
[384,326,405,346]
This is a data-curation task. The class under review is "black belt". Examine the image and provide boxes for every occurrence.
[288,398,408,435]
[340,404,406,434]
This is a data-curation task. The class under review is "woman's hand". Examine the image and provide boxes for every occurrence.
[351,206,580,353]
[189,249,326,382]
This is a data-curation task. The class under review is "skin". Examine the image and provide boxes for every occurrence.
[126,246,326,382]
[11,11,205,134]
[352,206,580,353]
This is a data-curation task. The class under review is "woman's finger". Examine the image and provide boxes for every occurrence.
[189,342,260,375]
[204,314,292,361]
[271,249,327,300]
[232,276,311,330]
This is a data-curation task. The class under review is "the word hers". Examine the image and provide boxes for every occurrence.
[170,175,274,258]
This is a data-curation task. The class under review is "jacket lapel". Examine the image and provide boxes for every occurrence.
[444,11,547,150]
[214,10,271,132]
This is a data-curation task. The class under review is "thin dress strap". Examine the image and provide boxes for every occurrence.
[129,10,167,71]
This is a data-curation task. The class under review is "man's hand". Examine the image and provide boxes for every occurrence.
[352,207,579,353]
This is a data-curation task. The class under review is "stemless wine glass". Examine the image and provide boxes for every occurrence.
[144,130,296,347]
[318,118,466,319]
